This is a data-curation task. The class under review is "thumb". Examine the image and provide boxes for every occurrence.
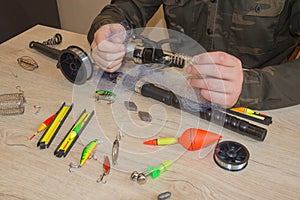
[109,24,127,44]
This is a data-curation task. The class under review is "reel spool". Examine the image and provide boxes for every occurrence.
[29,41,93,85]
[214,141,249,171]
[58,46,93,84]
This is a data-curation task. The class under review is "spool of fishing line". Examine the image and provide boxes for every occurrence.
[214,141,249,171]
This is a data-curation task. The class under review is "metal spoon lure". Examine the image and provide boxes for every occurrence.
[112,129,123,165]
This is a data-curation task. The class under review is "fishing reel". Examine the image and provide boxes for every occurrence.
[126,34,193,69]
[29,40,93,84]
[101,32,196,83]
[214,141,250,171]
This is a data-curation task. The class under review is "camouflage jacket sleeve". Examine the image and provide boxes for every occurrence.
[236,58,300,110]
[236,1,300,110]
[87,0,162,44]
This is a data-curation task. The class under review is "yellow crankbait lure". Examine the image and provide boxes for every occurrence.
[69,139,100,172]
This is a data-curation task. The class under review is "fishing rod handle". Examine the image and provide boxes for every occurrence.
[29,41,61,60]
[200,109,267,141]
[139,83,267,141]
[140,83,180,108]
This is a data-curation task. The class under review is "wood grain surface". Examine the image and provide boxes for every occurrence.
[0,25,299,200]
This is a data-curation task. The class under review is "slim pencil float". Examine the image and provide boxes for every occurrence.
[227,107,272,125]
[143,138,178,146]
[29,113,56,140]
[61,121,83,150]
[37,102,73,149]
[54,110,94,158]
[144,128,222,151]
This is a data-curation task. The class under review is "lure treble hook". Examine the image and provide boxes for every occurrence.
[97,173,107,184]
[68,162,81,172]
[97,155,110,184]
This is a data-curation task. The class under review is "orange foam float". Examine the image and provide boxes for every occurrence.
[143,128,222,151]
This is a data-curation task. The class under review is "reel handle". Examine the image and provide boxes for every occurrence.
[29,41,61,60]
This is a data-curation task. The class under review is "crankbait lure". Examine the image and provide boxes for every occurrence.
[95,90,116,104]
[69,139,100,172]
[97,155,110,184]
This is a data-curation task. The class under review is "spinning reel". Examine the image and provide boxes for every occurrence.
[126,34,194,69]
[29,40,93,84]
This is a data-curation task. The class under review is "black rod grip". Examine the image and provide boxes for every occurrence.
[140,83,267,141]
[29,41,61,60]
[208,109,267,141]
[141,83,180,108]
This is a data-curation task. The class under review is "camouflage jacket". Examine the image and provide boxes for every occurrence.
[88,0,300,110]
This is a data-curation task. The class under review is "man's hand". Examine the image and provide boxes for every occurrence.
[91,23,126,72]
[187,51,243,108]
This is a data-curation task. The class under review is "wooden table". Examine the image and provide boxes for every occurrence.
[0,25,299,200]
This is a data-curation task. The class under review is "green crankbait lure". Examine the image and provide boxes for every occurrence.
[69,139,100,172]
[95,90,116,103]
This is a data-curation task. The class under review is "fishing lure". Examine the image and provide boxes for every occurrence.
[112,129,124,165]
[97,155,110,184]
[69,139,100,172]
[95,90,116,104]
